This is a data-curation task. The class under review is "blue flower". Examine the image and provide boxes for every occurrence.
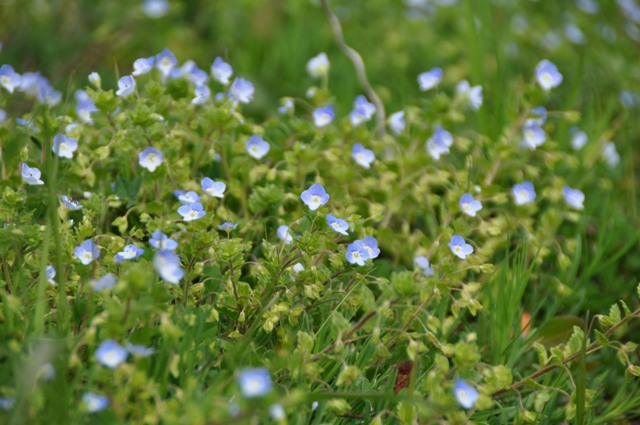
[418,67,443,91]
[149,230,178,250]
[52,134,78,159]
[306,52,330,78]
[352,143,375,169]
[189,66,209,86]
[448,235,474,259]
[45,265,56,285]
[453,379,479,409]
[300,183,330,211]
[178,202,205,221]
[414,256,435,277]
[76,99,98,124]
[125,342,155,357]
[228,77,254,104]
[238,368,273,398]
[520,122,546,150]
[143,0,169,18]
[603,142,620,168]
[535,59,563,91]
[155,48,178,80]
[201,177,226,198]
[21,163,44,185]
[0,397,15,411]
[116,75,136,97]
[277,225,293,244]
[90,273,117,292]
[326,214,349,236]
[459,193,483,217]
[455,80,483,110]
[174,190,201,204]
[192,85,210,105]
[270,404,285,420]
[349,95,375,127]
[95,340,128,368]
[526,106,547,126]
[0,64,21,94]
[512,181,536,205]
[389,111,405,135]
[132,57,155,76]
[576,0,599,14]
[246,135,270,159]
[114,244,144,263]
[563,185,585,210]
[74,240,101,265]
[139,147,163,172]
[346,240,370,266]
[570,127,587,150]
[211,57,233,85]
[278,97,294,114]
[61,195,82,210]
[82,392,109,413]
[0,109,6,123]
[361,236,380,259]
[36,80,62,106]
[218,221,238,231]
[88,72,101,88]
[426,126,454,160]
[313,105,335,127]
[153,250,184,284]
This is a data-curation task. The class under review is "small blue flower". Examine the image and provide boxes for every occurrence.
[201,177,226,198]
[82,392,109,413]
[228,77,254,104]
[211,57,233,85]
[37,80,62,106]
[125,342,155,357]
[114,244,145,263]
[143,0,169,18]
[449,235,474,259]
[246,135,270,159]
[526,106,547,126]
[326,214,349,236]
[45,265,56,285]
[535,59,563,91]
[278,98,294,114]
[0,397,15,411]
[453,379,479,409]
[570,127,587,150]
[21,163,44,185]
[352,143,375,169]
[277,225,293,244]
[300,183,330,211]
[91,273,117,292]
[238,368,273,398]
[349,95,376,127]
[52,134,78,159]
[74,240,101,265]
[0,64,21,93]
[149,230,178,251]
[139,147,163,172]
[88,72,101,87]
[155,48,178,80]
[563,185,585,210]
[603,142,620,168]
[306,52,330,78]
[218,221,238,231]
[459,193,483,217]
[361,236,380,259]
[426,126,454,160]
[456,80,483,110]
[174,190,201,204]
[192,85,210,105]
[61,195,82,210]
[313,105,335,127]
[153,250,184,284]
[132,57,155,76]
[95,340,128,368]
[389,111,405,135]
[270,404,285,420]
[512,181,536,205]
[116,75,136,97]
[346,240,370,266]
[414,256,435,277]
[178,202,205,222]
[520,122,546,150]
[189,66,209,86]
[0,109,6,123]
[418,67,443,91]
[76,99,98,124]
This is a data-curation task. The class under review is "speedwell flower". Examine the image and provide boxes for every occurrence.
[61,195,82,210]
[449,235,474,259]
[453,379,479,409]
[306,52,330,79]
[178,203,205,221]
[91,273,117,292]
[351,143,375,169]
[277,225,293,244]
[313,105,334,127]
[455,80,483,110]
[570,127,587,150]
[149,230,178,250]
[563,185,585,210]
[211,57,233,85]
[139,147,163,172]
[326,213,349,236]
[520,122,546,150]
[512,181,536,205]
[459,193,483,217]
[535,59,563,91]
[246,135,270,159]
[238,368,273,398]
[153,250,184,284]
[418,67,443,91]
[95,340,128,369]
[82,392,109,413]
[0,64,21,93]
[155,48,178,80]
[192,85,210,105]
[201,177,226,198]
[300,183,330,211]
[125,342,155,357]
[114,244,144,263]
[350,95,375,126]
[346,240,369,266]
[132,57,154,76]
[426,126,454,160]
[228,77,254,104]
[21,163,44,185]
[74,240,100,265]
[389,111,405,135]
[414,256,435,277]
[218,221,238,231]
[116,75,136,97]
[361,236,380,259]
[603,142,620,168]
[52,134,78,159]
[45,265,56,285]
[174,190,201,204]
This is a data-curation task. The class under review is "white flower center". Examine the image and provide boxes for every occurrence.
[311,195,321,205]
[81,251,93,263]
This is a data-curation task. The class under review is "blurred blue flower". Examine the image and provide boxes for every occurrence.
[82,392,109,413]
[21,163,44,185]
[192,85,210,105]
[0,64,21,93]
[277,225,293,244]
[88,72,101,88]
[418,67,442,91]
[189,66,209,86]
[149,230,178,251]
[132,57,155,76]
[45,265,56,285]
[155,48,178,80]
[312,105,335,127]
[535,59,563,91]
[576,0,599,14]
[602,142,620,168]
[125,342,155,357]
[61,195,82,210]
[238,368,273,398]
[453,379,479,409]
[389,111,406,135]
[563,185,585,210]
[526,106,547,126]
[512,181,536,205]
[361,236,380,259]
[91,273,117,292]
[178,202,205,221]
[414,256,435,277]
[346,240,370,266]
[306,52,330,79]
[564,22,585,44]
[448,235,474,259]
[116,75,136,97]
[0,109,6,123]
[270,404,285,420]
[520,122,546,150]
[350,95,375,126]
[352,143,375,169]
[218,221,238,231]
[153,250,184,284]
[143,0,169,18]
[95,340,128,368]
[570,127,588,150]
[426,126,453,160]
[459,193,483,217]
[0,397,15,411]
[174,190,201,204]
[211,57,233,85]
[114,244,144,263]
[74,240,101,265]
[201,177,226,198]
[278,98,294,114]
[456,80,483,110]
[76,99,98,124]
[301,183,330,211]
[139,147,163,172]
[326,213,349,236]
[229,77,254,104]
[52,134,78,159]
[246,135,270,159]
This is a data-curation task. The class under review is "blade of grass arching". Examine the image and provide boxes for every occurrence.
[463,0,489,137]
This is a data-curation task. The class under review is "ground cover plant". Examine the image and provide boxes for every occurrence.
[1,0,640,423]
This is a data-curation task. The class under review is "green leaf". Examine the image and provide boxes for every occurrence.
[536,316,585,347]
